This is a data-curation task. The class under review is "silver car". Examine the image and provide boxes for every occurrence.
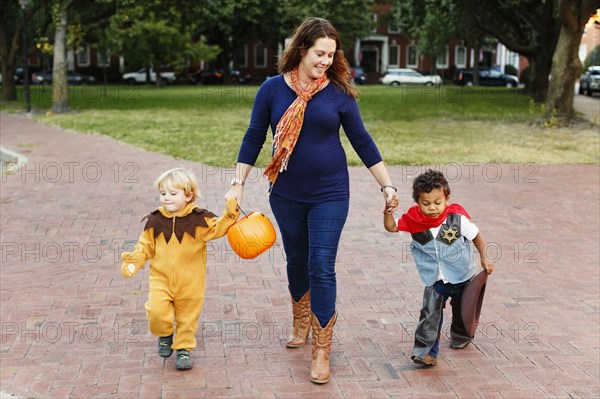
[380,68,442,86]
[579,66,600,96]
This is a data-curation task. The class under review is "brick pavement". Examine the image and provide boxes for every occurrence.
[0,112,599,398]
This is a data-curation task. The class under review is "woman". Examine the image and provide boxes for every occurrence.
[226,17,399,384]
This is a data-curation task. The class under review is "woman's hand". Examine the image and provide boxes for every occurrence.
[225,184,244,208]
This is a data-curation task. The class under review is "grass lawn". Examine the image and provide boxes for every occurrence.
[2,84,598,166]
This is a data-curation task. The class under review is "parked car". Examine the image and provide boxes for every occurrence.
[454,68,519,87]
[122,68,176,85]
[32,70,96,85]
[189,69,248,85]
[350,67,367,85]
[31,70,52,84]
[13,66,40,84]
[67,71,97,85]
[380,68,442,86]
[578,66,600,96]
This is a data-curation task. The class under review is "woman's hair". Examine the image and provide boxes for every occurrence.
[155,168,199,203]
[278,17,358,98]
[412,170,451,202]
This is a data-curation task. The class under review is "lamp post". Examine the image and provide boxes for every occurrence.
[19,0,30,113]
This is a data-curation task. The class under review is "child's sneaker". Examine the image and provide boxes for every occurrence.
[158,335,173,358]
[176,349,192,370]
[412,354,438,366]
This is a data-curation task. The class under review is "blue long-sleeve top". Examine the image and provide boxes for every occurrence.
[237,75,383,203]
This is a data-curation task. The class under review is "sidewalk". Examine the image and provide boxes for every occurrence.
[1,112,598,398]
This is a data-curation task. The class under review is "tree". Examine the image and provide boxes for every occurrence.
[0,0,47,102]
[546,0,599,123]
[194,0,280,82]
[49,0,112,112]
[111,0,218,87]
[51,0,69,113]
[287,0,376,52]
[194,0,375,81]
[115,19,183,86]
[73,0,120,90]
[392,0,459,75]
[458,0,561,102]
[394,0,599,123]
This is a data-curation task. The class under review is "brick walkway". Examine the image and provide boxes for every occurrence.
[1,112,598,398]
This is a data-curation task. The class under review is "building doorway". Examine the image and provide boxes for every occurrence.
[361,45,379,74]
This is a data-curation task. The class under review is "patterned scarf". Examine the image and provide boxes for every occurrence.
[263,68,329,185]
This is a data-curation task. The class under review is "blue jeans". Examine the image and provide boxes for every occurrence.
[269,194,349,327]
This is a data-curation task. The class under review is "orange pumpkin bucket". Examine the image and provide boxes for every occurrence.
[227,211,276,259]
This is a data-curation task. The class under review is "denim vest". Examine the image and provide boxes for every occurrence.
[410,213,477,287]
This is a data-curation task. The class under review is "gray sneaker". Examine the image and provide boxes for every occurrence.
[176,349,193,370]
[158,335,173,358]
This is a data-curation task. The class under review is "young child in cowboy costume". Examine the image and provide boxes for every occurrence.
[384,170,493,366]
[120,168,239,370]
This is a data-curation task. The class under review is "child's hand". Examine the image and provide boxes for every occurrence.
[481,259,494,275]
[225,196,240,219]
[120,250,145,278]
[121,261,141,278]
[384,195,399,215]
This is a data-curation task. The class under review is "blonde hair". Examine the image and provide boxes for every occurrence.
[154,168,199,202]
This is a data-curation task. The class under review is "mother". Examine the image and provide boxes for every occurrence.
[226,17,399,384]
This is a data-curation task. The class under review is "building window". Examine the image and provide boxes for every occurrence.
[388,20,400,33]
[255,43,267,68]
[388,44,400,67]
[436,46,449,68]
[407,45,418,68]
[455,46,466,68]
[97,50,110,67]
[77,44,90,67]
[372,13,378,33]
[234,45,248,68]
[508,51,519,68]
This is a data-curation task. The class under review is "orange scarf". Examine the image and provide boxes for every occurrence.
[263,68,328,185]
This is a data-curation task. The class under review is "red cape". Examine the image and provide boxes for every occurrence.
[397,203,471,233]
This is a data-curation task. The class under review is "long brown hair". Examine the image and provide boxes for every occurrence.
[278,17,358,98]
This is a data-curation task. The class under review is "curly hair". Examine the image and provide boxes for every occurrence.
[412,170,451,202]
[278,17,358,98]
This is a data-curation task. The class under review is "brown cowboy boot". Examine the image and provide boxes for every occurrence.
[286,291,311,348]
[309,311,337,384]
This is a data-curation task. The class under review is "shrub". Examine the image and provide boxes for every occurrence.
[504,64,518,76]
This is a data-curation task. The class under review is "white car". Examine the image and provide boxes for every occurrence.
[380,68,442,86]
[122,68,176,85]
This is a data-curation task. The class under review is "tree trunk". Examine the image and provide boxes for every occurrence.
[1,63,17,102]
[546,0,597,123]
[0,17,21,102]
[155,63,162,88]
[473,44,480,85]
[51,4,69,114]
[526,52,554,102]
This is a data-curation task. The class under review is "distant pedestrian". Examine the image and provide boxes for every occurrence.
[120,168,239,370]
[384,170,493,366]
